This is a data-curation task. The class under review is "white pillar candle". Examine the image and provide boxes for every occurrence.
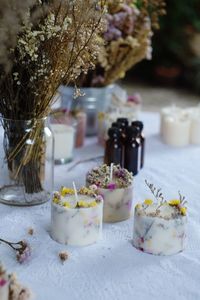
[187,107,200,145]
[160,105,182,136]
[51,187,103,246]
[51,124,75,163]
[86,164,133,223]
[133,200,187,255]
[162,113,190,147]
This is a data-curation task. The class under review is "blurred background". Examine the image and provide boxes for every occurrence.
[121,0,200,111]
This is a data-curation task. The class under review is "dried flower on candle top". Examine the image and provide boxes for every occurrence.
[52,185,103,208]
[86,164,133,189]
[135,180,188,218]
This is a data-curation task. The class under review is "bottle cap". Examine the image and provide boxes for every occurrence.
[112,122,121,128]
[117,118,129,127]
[131,121,143,132]
[126,126,139,137]
[108,127,121,138]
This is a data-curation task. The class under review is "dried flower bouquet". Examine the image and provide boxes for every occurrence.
[0,0,106,199]
[77,0,166,87]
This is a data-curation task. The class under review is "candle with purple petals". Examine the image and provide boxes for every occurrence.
[86,164,133,223]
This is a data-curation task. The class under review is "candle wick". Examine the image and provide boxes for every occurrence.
[73,181,79,203]
[110,163,114,182]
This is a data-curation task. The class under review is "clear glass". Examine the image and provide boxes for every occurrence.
[0,117,54,206]
[50,109,76,165]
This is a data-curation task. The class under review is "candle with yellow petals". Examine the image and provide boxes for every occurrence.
[51,185,103,246]
[133,182,187,255]
[133,198,187,255]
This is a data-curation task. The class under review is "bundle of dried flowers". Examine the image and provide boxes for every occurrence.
[77,0,166,87]
[0,0,106,195]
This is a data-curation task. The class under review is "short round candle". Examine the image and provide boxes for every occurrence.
[133,199,187,255]
[51,186,103,246]
[161,113,190,147]
[86,164,133,223]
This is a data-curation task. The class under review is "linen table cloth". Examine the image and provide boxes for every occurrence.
[0,112,199,300]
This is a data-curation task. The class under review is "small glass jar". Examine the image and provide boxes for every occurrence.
[0,116,54,206]
[50,109,77,164]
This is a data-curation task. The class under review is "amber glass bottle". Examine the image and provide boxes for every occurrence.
[131,121,145,169]
[124,126,140,175]
[104,127,123,166]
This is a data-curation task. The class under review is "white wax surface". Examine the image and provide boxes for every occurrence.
[51,195,103,246]
[98,185,133,223]
[51,124,75,160]
[187,108,200,144]
[162,115,190,147]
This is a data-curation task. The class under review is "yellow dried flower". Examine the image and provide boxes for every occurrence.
[180,207,187,216]
[168,199,180,206]
[144,199,153,205]
[77,201,88,208]
[90,201,97,207]
[135,203,141,209]
[60,187,74,196]
[62,202,71,208]
[53,197,60,204]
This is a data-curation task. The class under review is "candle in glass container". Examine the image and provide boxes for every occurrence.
[133,198,187,255]
[51,124,75,163]
[51,186,103,246]
[86,164,133,223]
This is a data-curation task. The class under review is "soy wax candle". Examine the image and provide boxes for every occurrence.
[51,185,103,246]
[187,107,200,145]
[133,198,187,255]
[160,104,182,136]
[161,112,190,147]
[86,164,133,223]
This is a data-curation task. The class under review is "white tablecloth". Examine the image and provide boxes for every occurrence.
[0,112,200,300]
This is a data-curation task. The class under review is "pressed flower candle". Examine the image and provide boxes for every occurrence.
[133,181,187,255]
[86,164,133,223]
[51,186,103,246]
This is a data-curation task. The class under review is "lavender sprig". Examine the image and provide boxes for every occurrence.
[0,238,31,264]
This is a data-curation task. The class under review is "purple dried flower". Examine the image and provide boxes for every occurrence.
[127,93,142,104]
[96,195,104,202]
[104,25,122,41]
[16,241,31,264]
[0,238,31,264]
[107,182,116,190]
[0,278,7,287]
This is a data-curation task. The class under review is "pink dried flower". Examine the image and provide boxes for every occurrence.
[107,182,116,190]
[16,241,31,264]
[96,195,104,202]
[0,238,31,264]
[0,278,7,287]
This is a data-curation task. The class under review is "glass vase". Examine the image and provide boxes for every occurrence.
[0,117,54,206]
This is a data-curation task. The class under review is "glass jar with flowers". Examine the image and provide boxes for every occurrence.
[0,0,106,205]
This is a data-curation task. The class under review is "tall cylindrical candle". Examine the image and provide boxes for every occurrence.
[86,164,133,223]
